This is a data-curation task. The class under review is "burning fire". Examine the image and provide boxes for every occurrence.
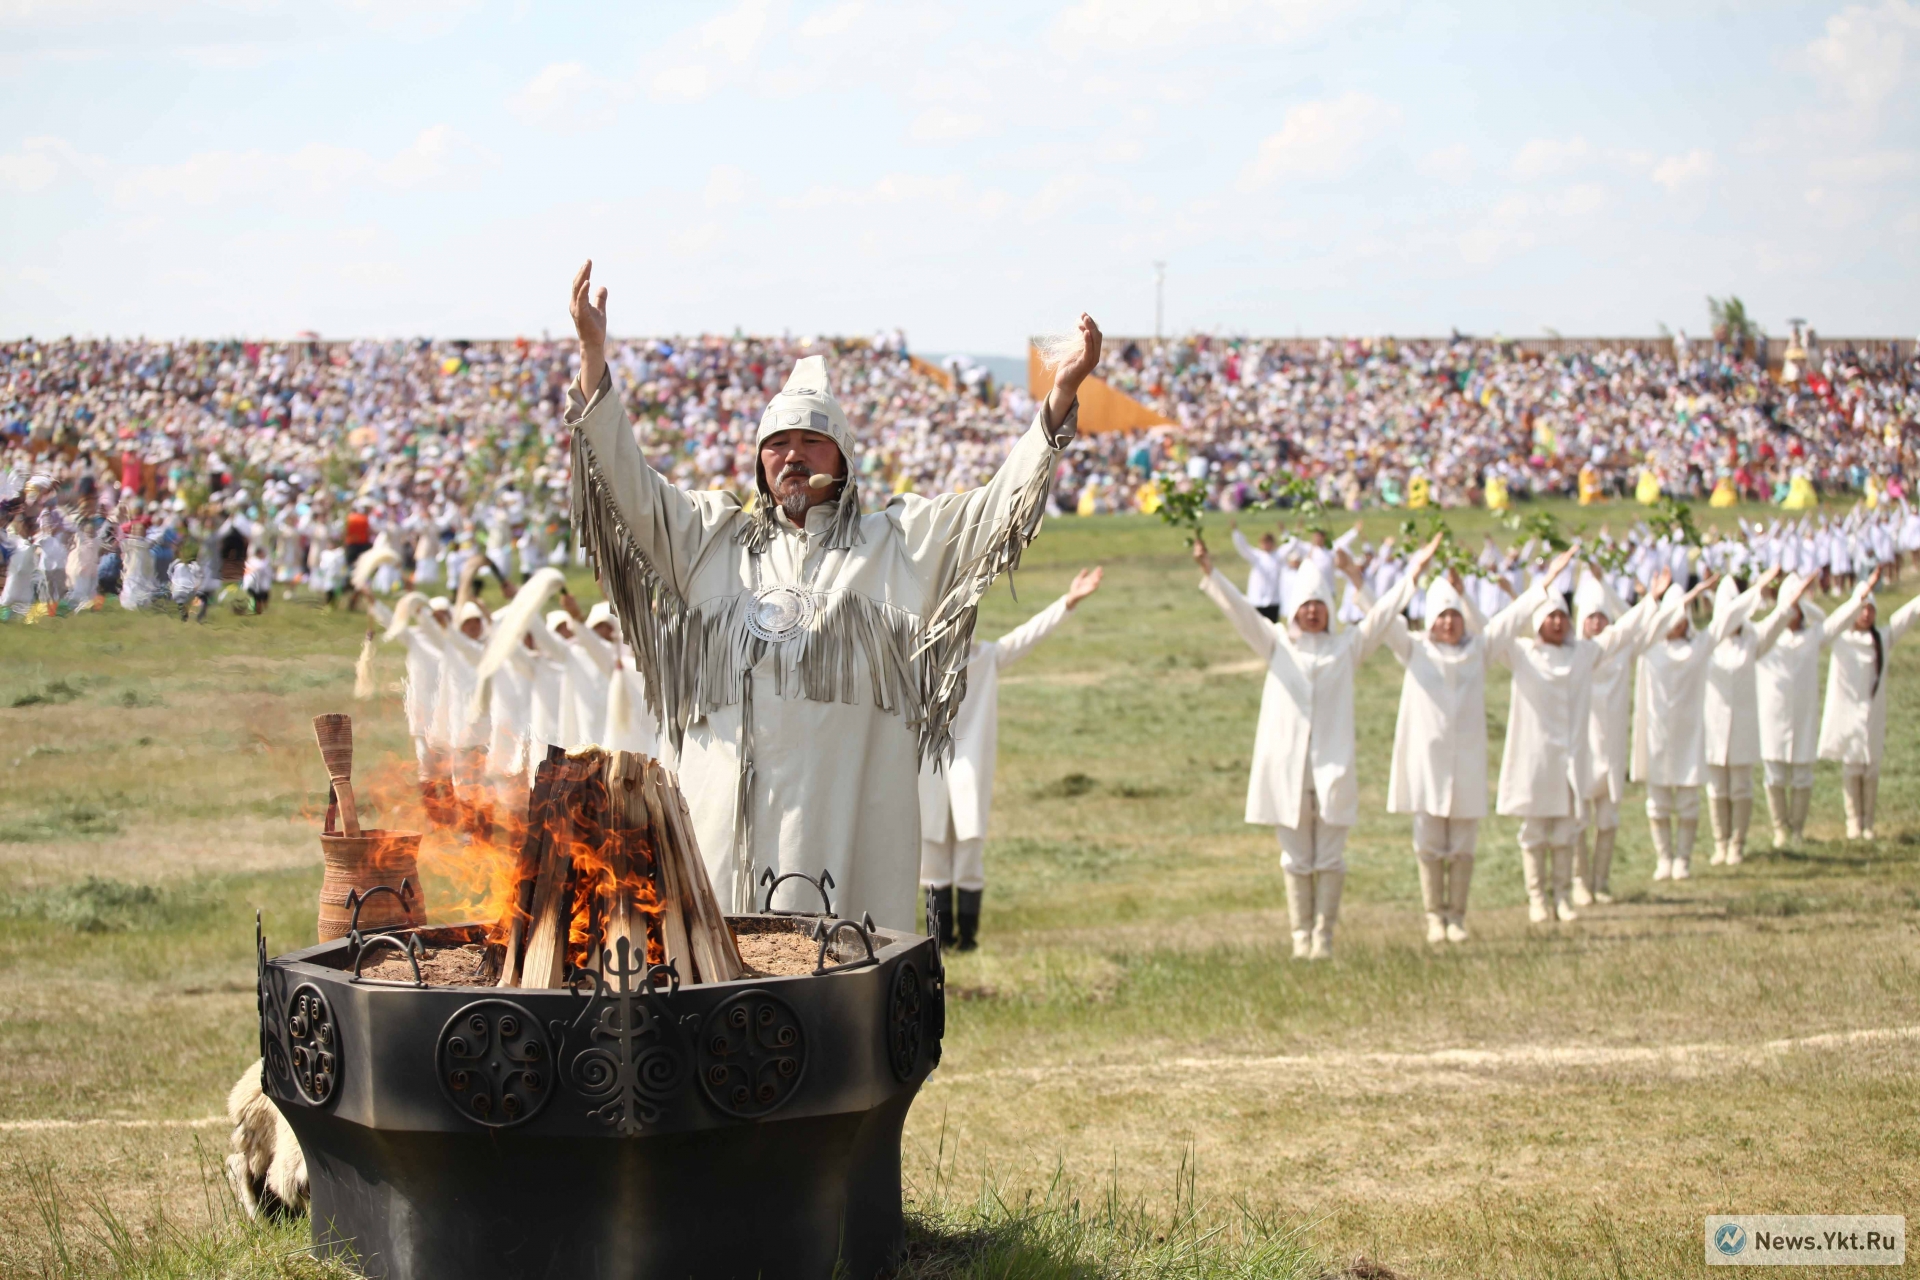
[346,753,666,972]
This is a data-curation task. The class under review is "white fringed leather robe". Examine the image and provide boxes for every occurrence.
[566,373,1071,931]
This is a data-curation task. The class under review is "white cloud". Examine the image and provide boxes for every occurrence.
[1650,148,1712,190]
[1807,0,1919,108]
[1811,148,1918,182]
[1511,136,1589,179]
[1416,142,1474,183]
[703,163,750,208]
[909,107,986,142]
[650,64,711,101]
[1049,0,1350,54]
[510,62,624,130]
[1237,92,1401,187]
[111,126,485,208]
[0,135,102,191]
[646,0,776,102]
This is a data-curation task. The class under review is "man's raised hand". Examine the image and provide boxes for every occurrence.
[1045,313,1102,431]
[1191,535,1214,577]
[570,260,609,396]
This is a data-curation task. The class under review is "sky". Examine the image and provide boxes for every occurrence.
[1,0,1916,351]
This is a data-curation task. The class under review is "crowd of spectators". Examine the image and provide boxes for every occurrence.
[1071,330,1919,515]
[3,326,1916,617]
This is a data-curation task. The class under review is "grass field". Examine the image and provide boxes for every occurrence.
[2,501,1917,1279]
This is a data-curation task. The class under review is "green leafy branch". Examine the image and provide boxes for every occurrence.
[1398,513,1490,580]
[1645,496,1703,548]
[1154,477,1209,544]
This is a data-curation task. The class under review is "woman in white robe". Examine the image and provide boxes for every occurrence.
[1491,549,1686,923]
[1193,533,1439,959]
[1631,578,1732,881]
[376,594,449,793]
[434,601,491,797]
[1381,569,1520,944]
[917,567,1102,950]
[1,522,39,613]
[1818,569,1917,838]
[1701,569,1791,866]
[1756,576,1854,844]
[1571,566,1672,904]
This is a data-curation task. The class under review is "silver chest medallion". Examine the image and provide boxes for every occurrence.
[745,584,817,643]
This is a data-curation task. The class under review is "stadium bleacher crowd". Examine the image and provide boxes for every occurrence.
[2,328,1916,616]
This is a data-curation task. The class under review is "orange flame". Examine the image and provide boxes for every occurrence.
[345,753,666,973]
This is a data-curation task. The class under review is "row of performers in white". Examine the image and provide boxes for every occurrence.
[1193,531,1918,959]
[369,574,658,811]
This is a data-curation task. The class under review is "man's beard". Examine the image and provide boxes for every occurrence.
[777,466,814,521]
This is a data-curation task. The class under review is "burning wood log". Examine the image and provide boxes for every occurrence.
[492,748,738,988]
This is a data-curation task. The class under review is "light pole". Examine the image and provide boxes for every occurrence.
[1153,260,1166,341]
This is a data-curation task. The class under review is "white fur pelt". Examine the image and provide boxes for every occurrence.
[224,1059,309,1219]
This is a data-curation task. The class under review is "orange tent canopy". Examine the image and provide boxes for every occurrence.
[1028,346,1173,435]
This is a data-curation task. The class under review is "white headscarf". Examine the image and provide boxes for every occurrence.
[1286,560,1336,620]
[1531,588,1571,633]
[1424,576,1469,630]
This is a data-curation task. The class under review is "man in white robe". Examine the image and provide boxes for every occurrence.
[917,566,1103,951]
[1192,533,1440,959]
[1381,568,1520,944]
[1229,523,1283,621]
[563,262,1096,930]
[1702,569,1790,866]
[1570,566,1672,904]
[1818,569,1916,838]
[1631,578,1732,881]
[1492,549,1691,923]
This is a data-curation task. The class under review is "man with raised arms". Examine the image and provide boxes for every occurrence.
[563,262,1097,931]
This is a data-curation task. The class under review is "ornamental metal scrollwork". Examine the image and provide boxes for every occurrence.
[887,962,923,1081]
[698,990,805,1118]
[255,913,290,1089]
[285,984,339,1106]
[565,938,685,1135]
[436,1000,553,1127]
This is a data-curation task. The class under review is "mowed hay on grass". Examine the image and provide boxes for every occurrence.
[3,505,1919,1279]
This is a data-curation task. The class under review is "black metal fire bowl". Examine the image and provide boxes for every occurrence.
[255,910,944,1280]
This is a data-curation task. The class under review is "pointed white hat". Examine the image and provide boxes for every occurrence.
[1713,575,1741,615]
[1572,567,1626,622]
[585,601,617,632]
[756,355,854,465]
[545,609,572,633]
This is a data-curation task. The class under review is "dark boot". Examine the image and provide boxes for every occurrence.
[955,888,983,951]
[925,885,955,948]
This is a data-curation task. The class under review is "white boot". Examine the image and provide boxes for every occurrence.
[1766,783,1790,848]
[1650,818,1674,881]
[1672,819,1697,880]
[1591,827,1617,903]
[1708,795,1732,865]
[1285,872,1313,960]
[1789,786,1812,841]
[1571,829,1594,906]
[1861,773,1878,839]
[1842,775,1863,840]
[1728,796,1752,865]
[1418,857,1447,945]
[1445,855,1473,943]
[1310,869,1343,960]
[1551,845,1578,921]
[1521,846,1551,923]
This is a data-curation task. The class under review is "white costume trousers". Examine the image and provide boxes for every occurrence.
[1518,813,1581,849]
[920,819,986,892]
[1763,760,1815,788]
[1705,764,1753,801]
[1412,814,1479,860]
[1582,790,1619,832]
[1276,774,1348,874]
[1645,784,1701,821]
